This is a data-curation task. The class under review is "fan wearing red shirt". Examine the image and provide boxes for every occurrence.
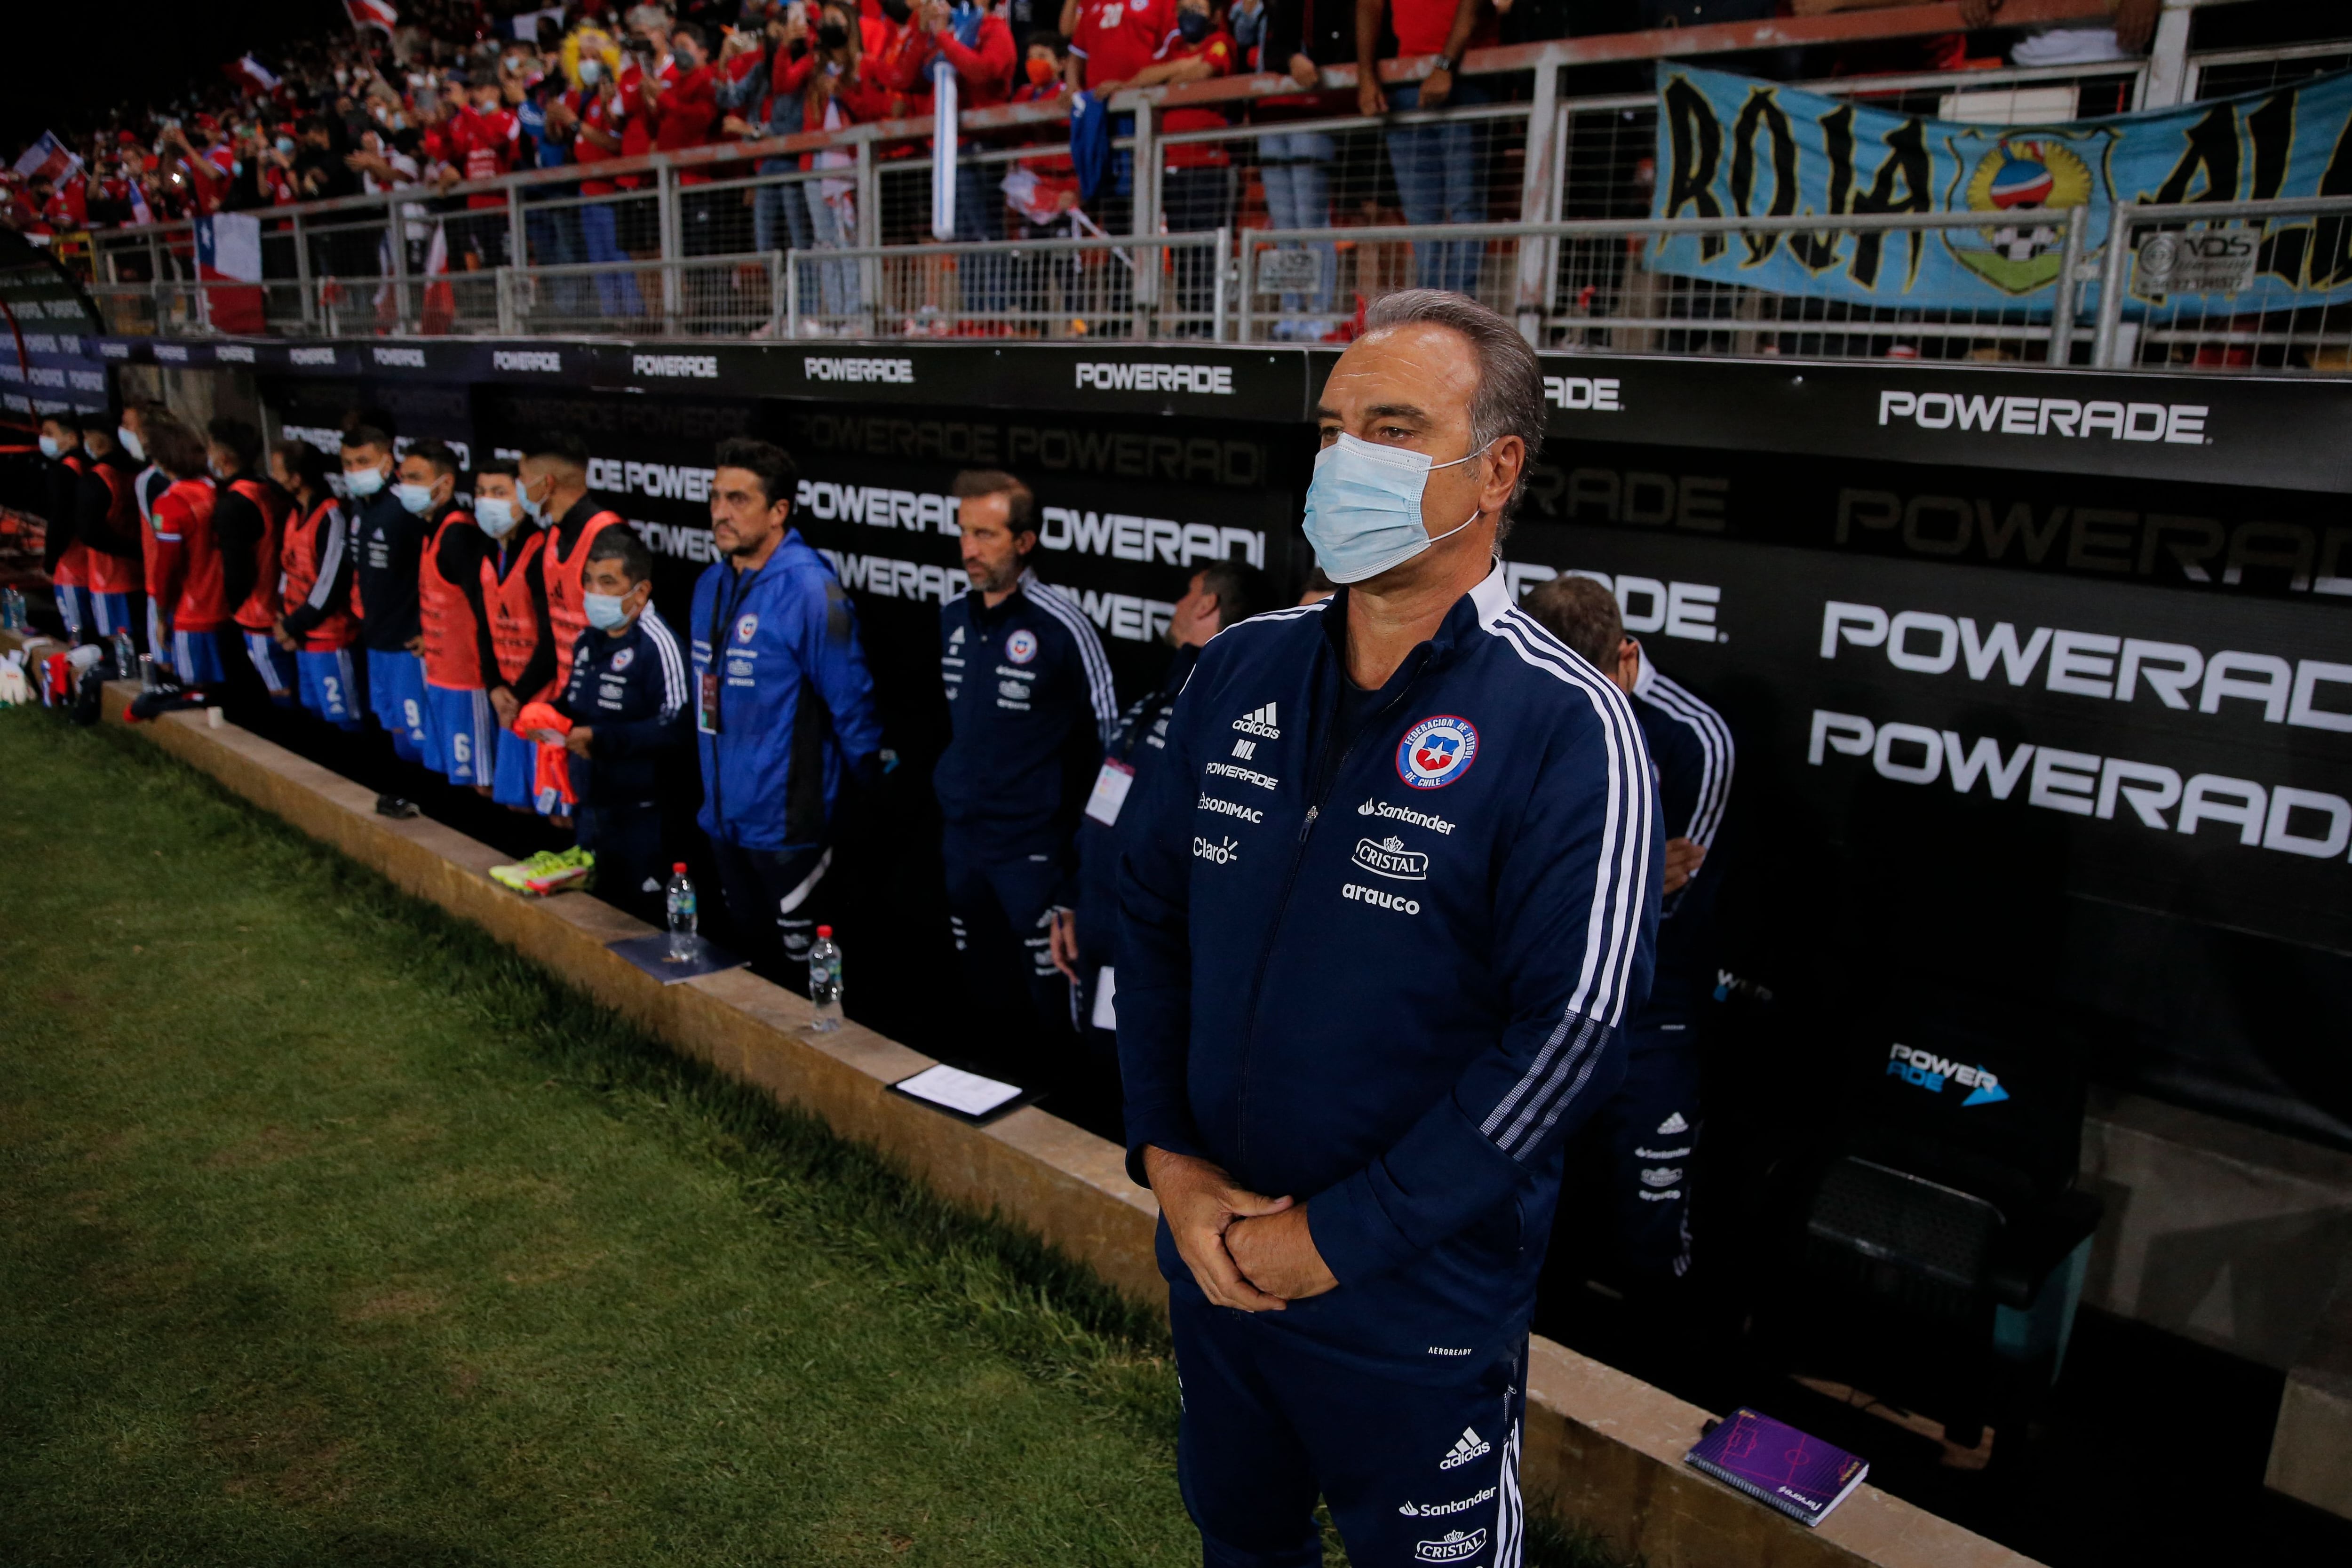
[649,24,724,253]
[1130,0,1234,326]
[450,78,523,263]
[566,64,648,318]
[1065,0,1173,92]
[1358,0,1494,294]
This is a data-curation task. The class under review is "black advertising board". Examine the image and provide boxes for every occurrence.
[230,334,2350,1142]
[1502,522,2352,1138]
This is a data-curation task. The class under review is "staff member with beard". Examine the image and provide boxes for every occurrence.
[935,469,1117,1082]
[1050,559,1263,1132]
[689,437,885,978]
[1116,291,1658,1567]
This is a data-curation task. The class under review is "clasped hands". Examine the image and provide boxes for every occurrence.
[1144,1145,1336,1312]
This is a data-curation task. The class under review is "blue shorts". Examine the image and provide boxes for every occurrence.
[147,600,170,669]
[172,628,228,687]
[424,685,497,786]
[54,582,88,640]
[492,725,540,810]
[242,630,297,698]
[90,591,135,643]
[365,647,431,764]
[296,648,361,728]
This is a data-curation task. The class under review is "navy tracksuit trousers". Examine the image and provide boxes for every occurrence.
[1172,1293,1527,1568]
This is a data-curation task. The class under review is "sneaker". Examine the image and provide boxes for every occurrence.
[375,794,421,819]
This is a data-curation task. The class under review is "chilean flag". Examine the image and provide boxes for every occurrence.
[196,212,266,334]
[12,131,80,185]
[345,0,399,33]
[228,55,282,93]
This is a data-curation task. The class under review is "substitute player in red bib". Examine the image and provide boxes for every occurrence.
[77,415,147,653]
[478,467,559,812]
[144,417,231,685]
[208,417,296,707]
[270,439,362,732]
[403,441,501,790]
[519,432,630,699]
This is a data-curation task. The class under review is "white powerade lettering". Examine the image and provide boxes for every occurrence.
[1543,374,1623,412]
[1877,390,2207,445]
[798,479,961,533]
[1818,600,2350,733]
[372,345,426,368]
[1808,708,2352,864]
[1040,506,1268,570]
[1074,361,1234,395]
[633,352,720,379]
[492,349,563,373]
[1508,564,1724,644]
[804,355,914,383]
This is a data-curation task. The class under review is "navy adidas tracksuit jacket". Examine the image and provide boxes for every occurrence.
[689,530,885,852]
[934,567,1118,862]
[557,606,692,808]
[1628,651,1733,1026]
[1118,565,1661,1369]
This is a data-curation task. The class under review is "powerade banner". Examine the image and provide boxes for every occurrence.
[1651,65,2352,314]
[1502,523,2352,1141]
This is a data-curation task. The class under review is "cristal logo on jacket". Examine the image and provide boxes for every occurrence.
[1352,835,1428,881]
[1398,716,1479,790]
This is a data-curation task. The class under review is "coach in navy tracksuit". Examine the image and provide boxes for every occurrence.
[1119,293,1660,1568]
[934,470,1116,1067]
[690,437,885,976]
[1525,576,1733,1290]
[556,524,692,917]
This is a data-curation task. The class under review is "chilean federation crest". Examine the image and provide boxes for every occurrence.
[1006,629,1039,664]
[1398,716,1478,790]
[735,613,760,644]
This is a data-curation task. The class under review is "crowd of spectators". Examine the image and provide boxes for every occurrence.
[1,0,2176,333]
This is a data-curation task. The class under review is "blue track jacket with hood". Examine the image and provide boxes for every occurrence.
[690,529,885,852]
[1118,565,1660,1368]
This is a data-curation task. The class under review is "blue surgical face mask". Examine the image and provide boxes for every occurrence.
[119,425,143,462]
[38,435,63,460]
[583,590,631,630]
[344,465,385,498]
[519,474,550,523]
[276,136,295,156]
[393,481,436,515]
[1301,432,1488,584]
[580,59,604,85]
[474,496,517,536]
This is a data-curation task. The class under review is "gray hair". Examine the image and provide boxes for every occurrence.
[1361,289,1547,536]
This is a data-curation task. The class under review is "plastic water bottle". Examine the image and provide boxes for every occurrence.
[111,629,137,679]
[807,925,843,1032]
[1,585,24,629]
[665,862,699,961]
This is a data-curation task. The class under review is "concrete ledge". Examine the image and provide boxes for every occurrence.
[62,670,2034,1568]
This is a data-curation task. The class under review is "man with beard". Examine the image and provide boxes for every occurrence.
[688,437,885,979]
[934,469,1116,1084]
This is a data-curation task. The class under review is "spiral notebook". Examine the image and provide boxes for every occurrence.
[1685,1409,1867,1528]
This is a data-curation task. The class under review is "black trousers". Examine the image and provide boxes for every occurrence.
[710,837,834,988]
[579,801,665,922]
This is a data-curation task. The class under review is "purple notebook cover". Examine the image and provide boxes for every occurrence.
[1685,1408,1868,1526]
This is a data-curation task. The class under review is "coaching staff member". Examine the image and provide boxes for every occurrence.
[936,470,1117,1073]
[691,437,885,975]
[1526,576,1732,1293]
[1117,291,1659,1566]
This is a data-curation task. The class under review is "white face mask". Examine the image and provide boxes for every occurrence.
[1301,433,1489,584]
[519,475,550,523]
[118,425,143,462]
[343,466,386,498]
[39,435,63,460]
[475,496,520,538]
[393,481,436,516]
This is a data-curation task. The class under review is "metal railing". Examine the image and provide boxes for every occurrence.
[61,0,2352,373]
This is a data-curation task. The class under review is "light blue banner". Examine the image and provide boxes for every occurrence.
[1648,65,2352,313]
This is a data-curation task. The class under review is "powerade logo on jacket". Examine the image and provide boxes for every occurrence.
[1886,1043,2010,1106]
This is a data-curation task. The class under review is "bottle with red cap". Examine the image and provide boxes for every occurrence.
[807,924,843,1032]
[664,861,698,961]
